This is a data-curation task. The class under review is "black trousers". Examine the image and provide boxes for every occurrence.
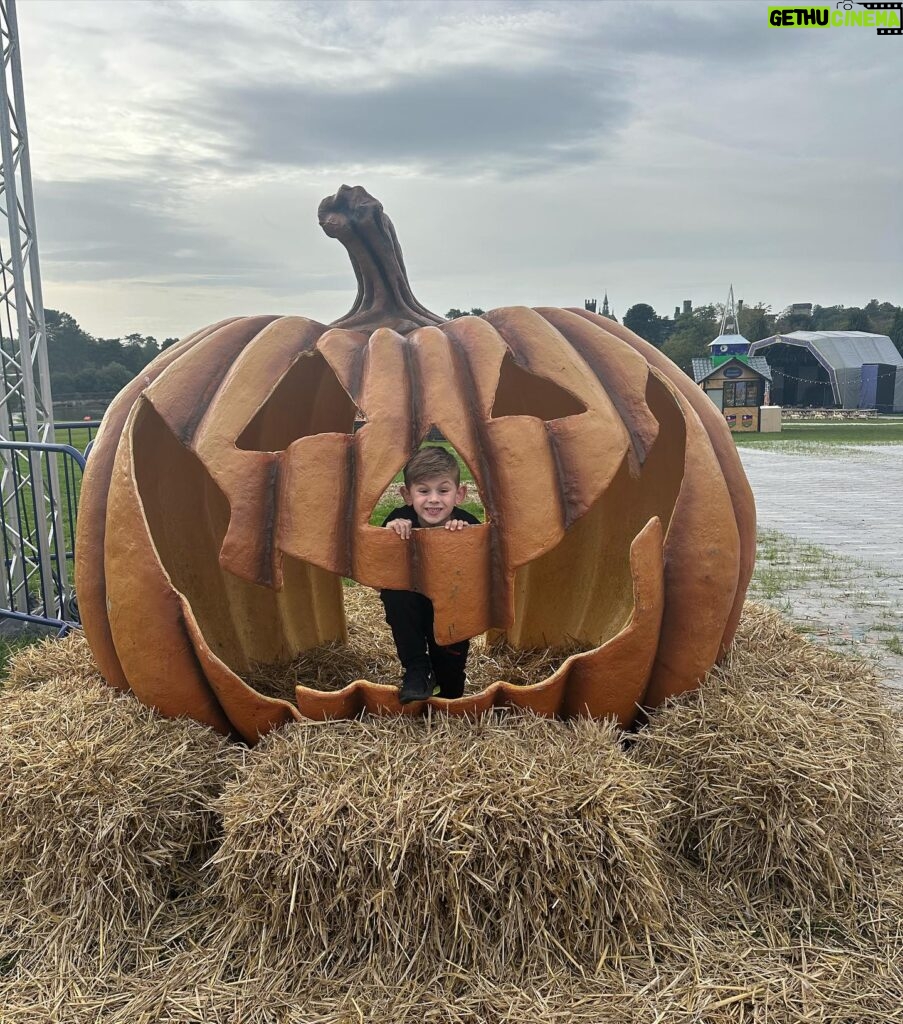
[379,589,468,699]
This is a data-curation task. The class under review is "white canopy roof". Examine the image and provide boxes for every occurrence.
[749,331,903,369]
[748,331,903,410]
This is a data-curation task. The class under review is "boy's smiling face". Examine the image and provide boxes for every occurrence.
[401,473,467,528]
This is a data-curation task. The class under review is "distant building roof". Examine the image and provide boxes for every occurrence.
[691,355,772,384]
[690,358,710,383]
[707,333,750,349]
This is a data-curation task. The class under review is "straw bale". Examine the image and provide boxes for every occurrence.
[203,712,672,981]
[0,670,241,966]
[3,933,902,1023]
[2,629,100,692]
[632,605,902,911]
[1,604,901,1022]
[0,967,642,1023]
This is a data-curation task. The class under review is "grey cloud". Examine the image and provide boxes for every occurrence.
[33,178,346,293]
[561,1,825,64]
[36,179,241,280]
[188,65,627,175]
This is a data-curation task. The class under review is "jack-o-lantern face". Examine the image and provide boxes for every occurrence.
[75,186,755,743]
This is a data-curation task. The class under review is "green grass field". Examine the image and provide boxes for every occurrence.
[733,418,903,447]
[52,425,96,453]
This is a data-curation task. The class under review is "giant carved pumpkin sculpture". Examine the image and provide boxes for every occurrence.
[75,186,755,743]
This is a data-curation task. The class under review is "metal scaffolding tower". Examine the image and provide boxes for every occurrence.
[718,284,742,338]
[0,0,67,619]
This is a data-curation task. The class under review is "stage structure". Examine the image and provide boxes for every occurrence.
[0,0,66,619]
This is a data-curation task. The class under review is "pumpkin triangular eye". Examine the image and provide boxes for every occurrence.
[490,352,587,420]
[236,350,358,452]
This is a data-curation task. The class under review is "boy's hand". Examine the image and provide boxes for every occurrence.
[444,519,471,531]
[386,519,412,540]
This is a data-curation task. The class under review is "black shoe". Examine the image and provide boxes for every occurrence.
[399,666,440,704]
[436,674,466,700]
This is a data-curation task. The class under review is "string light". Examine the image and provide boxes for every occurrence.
[701,363,901,387]
[766,367,900,386]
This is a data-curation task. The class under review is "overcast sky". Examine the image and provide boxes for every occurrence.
[19,0,903,341]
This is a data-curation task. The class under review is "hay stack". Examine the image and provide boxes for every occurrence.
[0,605,901,1022]
[0,656,240,970]
[3,629,99,690]
[633,608,901,911]
[204,714,671,981]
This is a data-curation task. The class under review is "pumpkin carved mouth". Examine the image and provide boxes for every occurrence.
[75,186,754,743]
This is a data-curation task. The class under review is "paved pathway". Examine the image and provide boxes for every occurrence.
[738,444,903,687]
[739,445,903,576]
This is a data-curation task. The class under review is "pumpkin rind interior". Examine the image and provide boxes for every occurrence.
[490,352,588,420]
[502,370,684,649]
[236,349,358,452]
[569,307,755,654]
[134,399,346,673]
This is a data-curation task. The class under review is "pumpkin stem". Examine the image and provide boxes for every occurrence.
[319,185,444,333]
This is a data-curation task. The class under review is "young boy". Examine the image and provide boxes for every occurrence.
[381,446,481,703]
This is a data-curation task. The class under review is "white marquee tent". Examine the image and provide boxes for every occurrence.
[748,331,903,411]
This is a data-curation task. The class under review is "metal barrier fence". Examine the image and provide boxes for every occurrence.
[0,422,99,635]
[781,408,881,421]
[11,418,101,449]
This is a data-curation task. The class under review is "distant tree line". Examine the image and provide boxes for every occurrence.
[620,298,903,375]
[446,307,486,319]
[34,301,903,401]
[44,309,178,400]
[447,300,903,376]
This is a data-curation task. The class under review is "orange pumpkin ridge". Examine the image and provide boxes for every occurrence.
[567,308,755,655]
[75,185,754,741]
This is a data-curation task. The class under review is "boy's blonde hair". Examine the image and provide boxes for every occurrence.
[403,446,460,487]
